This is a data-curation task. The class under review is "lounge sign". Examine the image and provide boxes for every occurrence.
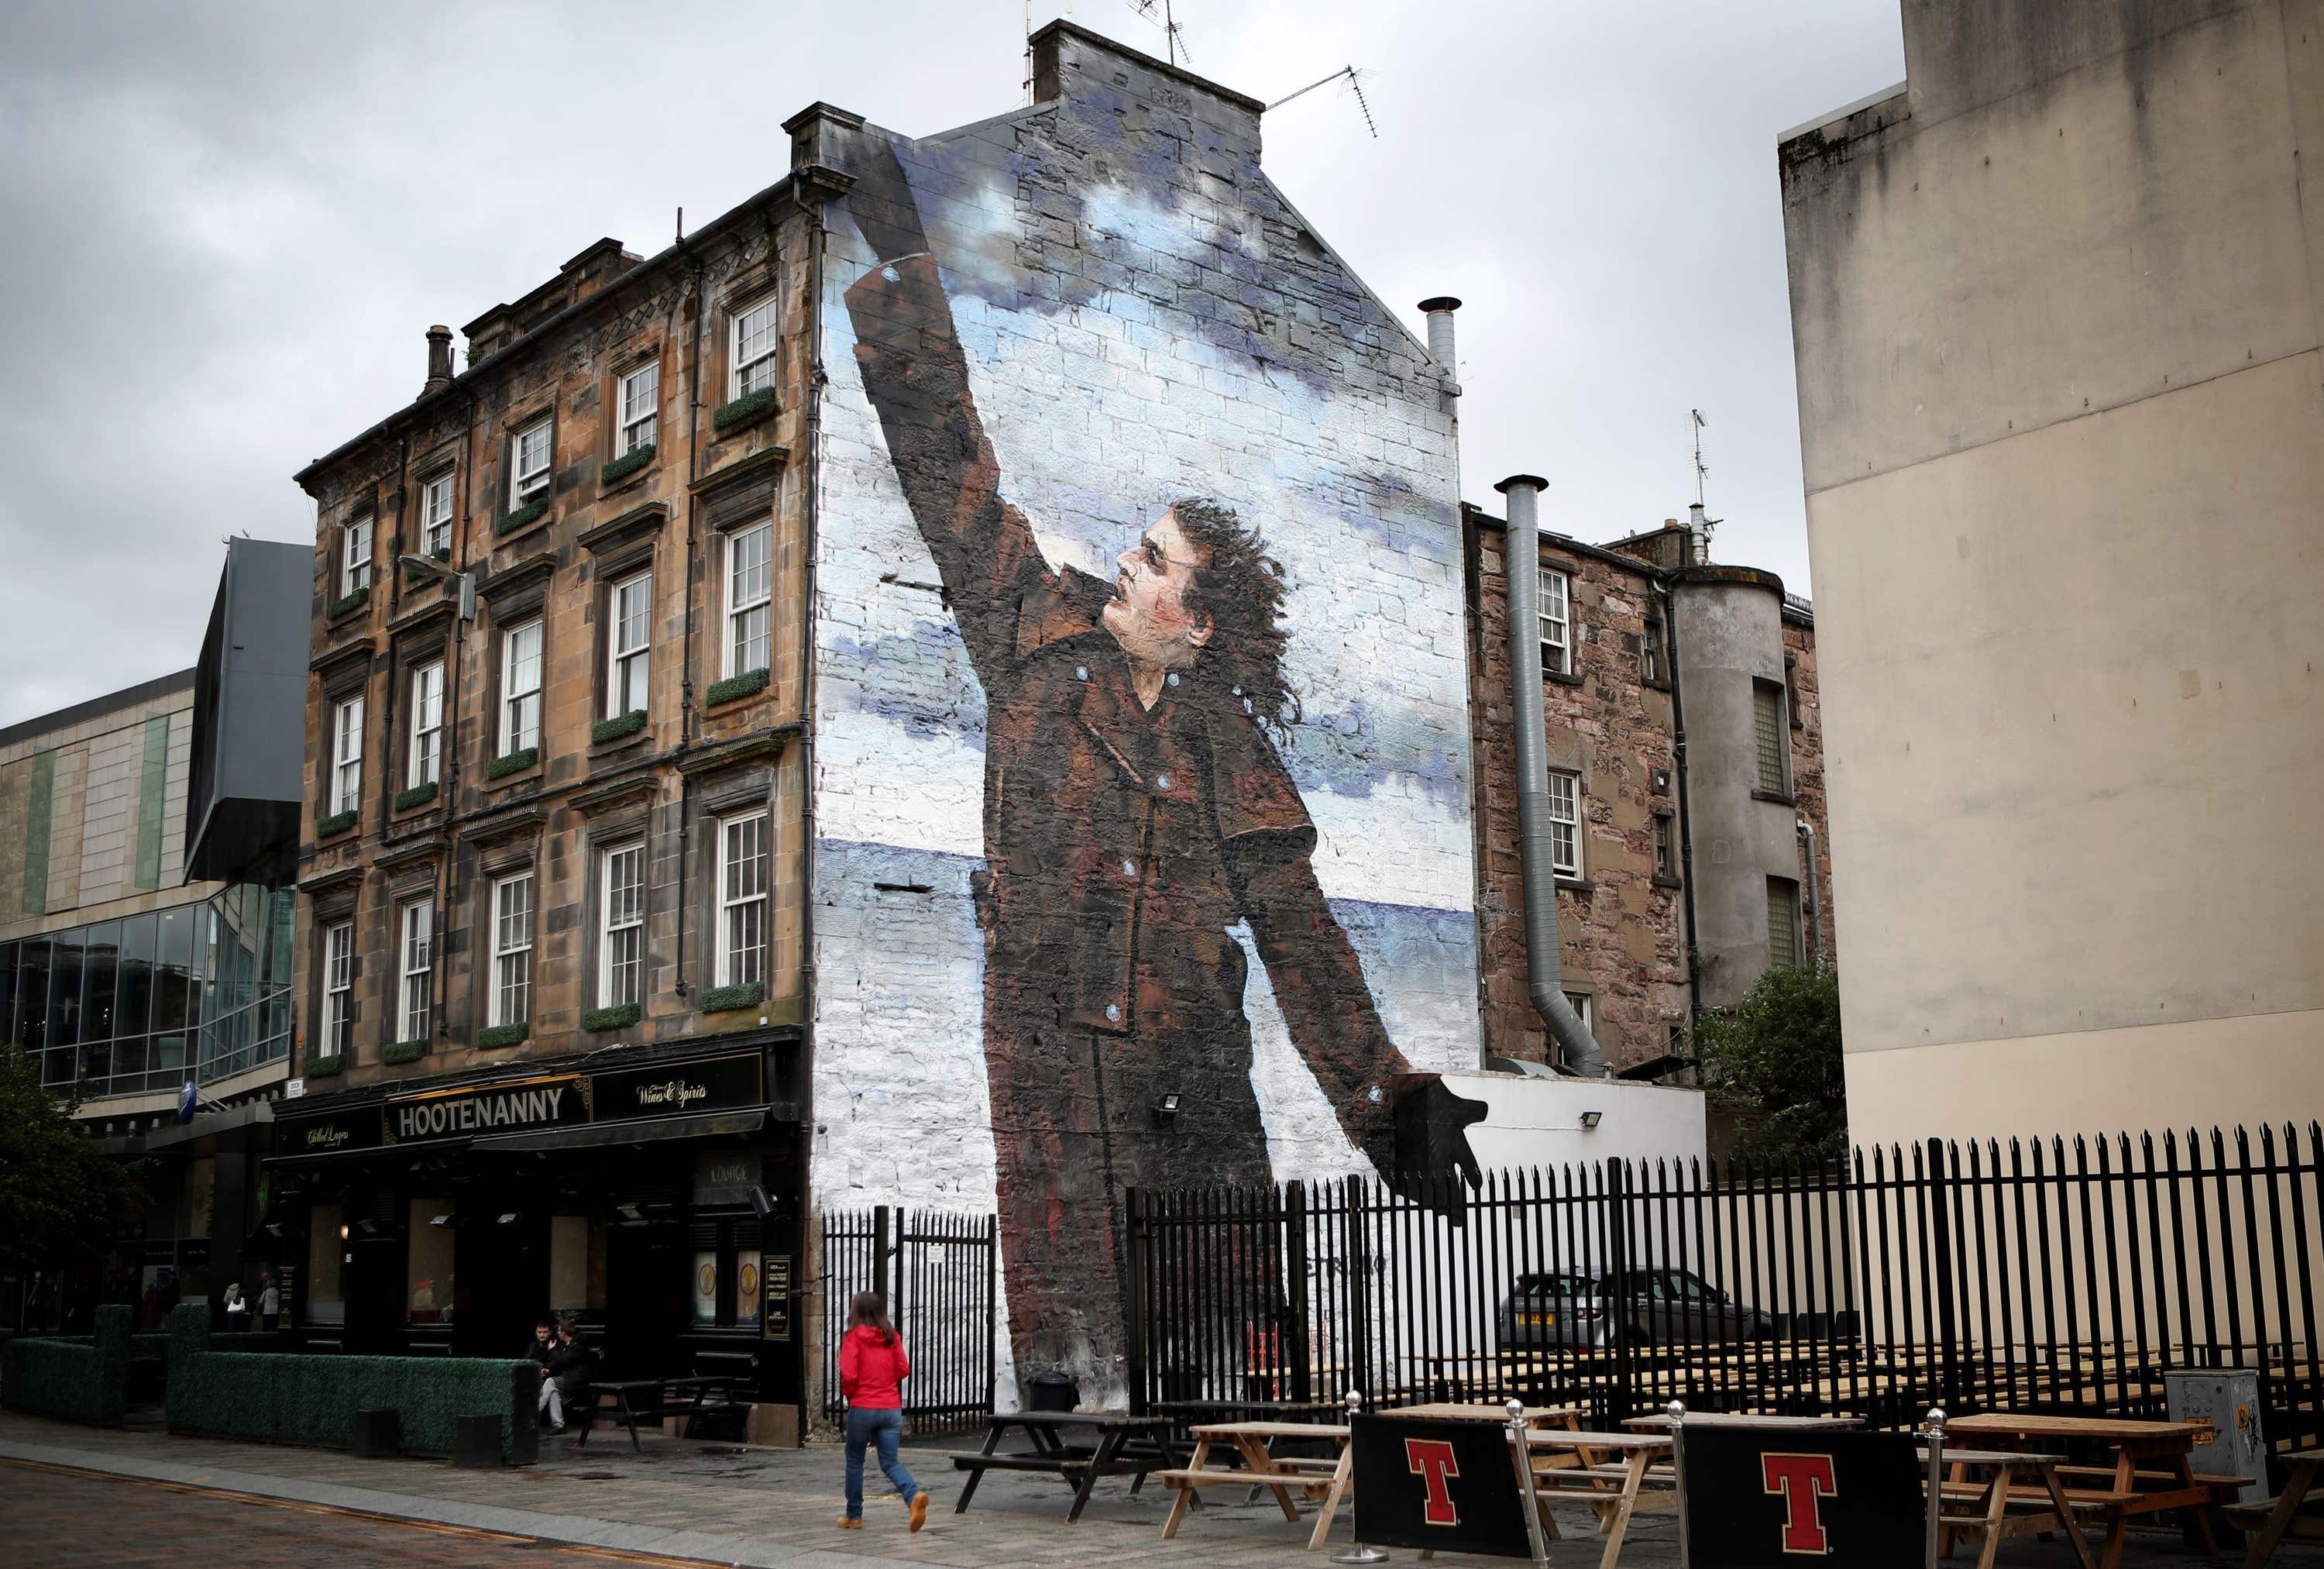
[387,1076,589,1145]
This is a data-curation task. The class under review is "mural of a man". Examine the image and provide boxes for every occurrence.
[844,147,1480,1387]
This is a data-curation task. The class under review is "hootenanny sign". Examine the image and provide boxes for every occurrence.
[387,1077,588,1144]
[1673,1426,1932,1567]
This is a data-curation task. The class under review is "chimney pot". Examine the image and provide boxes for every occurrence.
[1418,297,1461,378]
[423,325,455,396]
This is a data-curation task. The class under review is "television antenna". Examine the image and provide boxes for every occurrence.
[1690,408,1710,508]
[1128,0,1191,67]
[1267,65,1377,138]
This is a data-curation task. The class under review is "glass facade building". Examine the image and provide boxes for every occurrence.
[0,881,292,1098]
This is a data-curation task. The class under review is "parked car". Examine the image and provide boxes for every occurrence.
[1496,1267,1774,1348]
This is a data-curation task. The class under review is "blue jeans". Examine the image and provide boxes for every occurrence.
[844,1406,920,1519]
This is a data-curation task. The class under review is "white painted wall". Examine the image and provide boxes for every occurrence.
[1440,1072,1708,1175]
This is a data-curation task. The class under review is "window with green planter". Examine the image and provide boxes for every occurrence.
[497,497,549,536]
[600,442,655,486]
[582,1001,640,1031]
[700,981,765,1014]
[325,585,370,621]
[591,709,646,745]
[304,1052,346,1078]
[393,780,438,811]
[477,1022,528,1050]
[711,387,776,433]
[316,810,356,838]
[431,545,452,562]
[705,667,769,707]
[485,745,538,780]
[382,1038,428,1065]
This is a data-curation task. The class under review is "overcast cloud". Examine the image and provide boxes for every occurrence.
[0,0,1902,728]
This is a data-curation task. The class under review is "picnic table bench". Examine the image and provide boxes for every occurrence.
[947,1410,1181,1523]
[1930,1445,2102,1569]
[576,1375,741,1452]
[2229,1448,2324,1569]
[1518,1429,1678,1569]
[1156,1419,1352,1548]
[1944,1411,2250,1569]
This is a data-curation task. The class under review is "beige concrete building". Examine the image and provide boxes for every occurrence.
[1779,0,2324,1147]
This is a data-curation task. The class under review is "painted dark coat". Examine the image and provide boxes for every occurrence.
[847,249,1413,1383]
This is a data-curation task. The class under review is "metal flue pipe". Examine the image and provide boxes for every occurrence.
[1497,474,1605,1078]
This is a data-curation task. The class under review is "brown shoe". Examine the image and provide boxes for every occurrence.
[837,1516,863,1530]
[909,1492,930,1533]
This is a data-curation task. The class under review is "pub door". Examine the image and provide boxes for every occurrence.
[604,1220,688,1381]
[455,1214,548,1358]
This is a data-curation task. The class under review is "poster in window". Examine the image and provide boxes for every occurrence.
[762,1254,792,1341]
[736,1251,761,1329]
[691,1251,719,1326]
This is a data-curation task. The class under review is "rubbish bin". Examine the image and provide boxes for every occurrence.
[1027,1371,1079,1412]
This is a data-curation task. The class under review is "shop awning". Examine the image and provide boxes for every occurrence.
[469,1108,766,1153]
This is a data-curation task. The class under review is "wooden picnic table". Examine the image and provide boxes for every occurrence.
[2231,1448,2324,1568]
[1623,1410,1862,1431]
[1944,1412,2247,1569]
[575,1375,738,1452]
[1519,1429,1678,1569]
[1393,1400,1585,1427]
[1930,1445,2099,1569]
[1156,1419,1352,1549]
[947,1410,1181,1523]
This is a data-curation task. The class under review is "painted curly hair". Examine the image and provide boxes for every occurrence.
[1168,497,1301,741]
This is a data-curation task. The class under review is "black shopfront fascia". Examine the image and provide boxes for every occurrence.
[266,1038,803,1406]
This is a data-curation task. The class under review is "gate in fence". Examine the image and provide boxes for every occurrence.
[1122,1123,2323,1480]
[820,1206,996,1435]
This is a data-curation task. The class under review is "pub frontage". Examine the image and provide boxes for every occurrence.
[268,1032,803,1411]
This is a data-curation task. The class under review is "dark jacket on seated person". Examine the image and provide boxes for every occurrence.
[547,1335,594,1397]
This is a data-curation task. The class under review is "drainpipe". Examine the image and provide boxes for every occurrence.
[1797,817,1822,969]
[1655,579,1703,1025]
[1495,473,1604,1078]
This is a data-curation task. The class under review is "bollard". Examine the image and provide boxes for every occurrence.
[1330,1388,1388,1565]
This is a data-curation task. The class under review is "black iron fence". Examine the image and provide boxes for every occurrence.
[1123,1123,2323,1478]
[820,1206,996,1435]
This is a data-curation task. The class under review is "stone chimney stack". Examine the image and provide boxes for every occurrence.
[423,325,455,396]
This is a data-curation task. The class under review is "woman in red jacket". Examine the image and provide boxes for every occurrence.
[838,1291,930,1531]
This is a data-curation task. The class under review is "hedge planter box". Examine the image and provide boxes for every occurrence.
[167,1305,536,1464]
[497,498,549,536]
[700,981,764,1015]
[705,668,768,707]
[582,1002,640,1031]
[477,1023,528,1051]
[591,709,646,745]
[0,1303,131,1426]
[382,1038,428,1065]
[316,810,357,839]
[486,746,538,781]
[711,387,775,434]
[393,780,439,812]
[600,443,655,487]
[326,585,370,621]
[304,1052,346,1078]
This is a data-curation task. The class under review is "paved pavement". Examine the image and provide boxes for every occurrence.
[0,1410,2311,1568]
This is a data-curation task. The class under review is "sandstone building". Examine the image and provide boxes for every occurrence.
[1779,0,2323,1145]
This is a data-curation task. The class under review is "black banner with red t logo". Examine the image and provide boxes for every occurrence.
[1674,1427,1930,1567]
[1349,1414,1535,1559]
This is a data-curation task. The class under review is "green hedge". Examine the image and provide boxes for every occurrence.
[582,1002,640,1031]
[600,443,655,486]
[591,709,646,745]
[326,585,370,621]
[167,1305,535,1463]
[497,497,549,535]
[712,387,775,432]
[477,1022,528,1050]
[383,1037,427,1065]
[0,1303,131,1425]
[305,1052,346,1078]
[704,667,769,707]
[316,810,357,838]
[700,981,764,1015]
[486,746,538,781]
[393,779,439,811]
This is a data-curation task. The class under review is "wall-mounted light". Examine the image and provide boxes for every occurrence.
[1578,1111,1604,1131]
[428,1213,454,1227]
[1153,1092,1182,1129]
[497,1211,521,1226]
[339,1223,350,1240]
[749,1187,774,1219]
[614,1203,644,1222]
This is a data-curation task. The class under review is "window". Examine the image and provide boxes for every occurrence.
[511,418,552,507]
[1545,769,1580,879]
[1642,619,1663,685]
[1754,680,1788,794]
[717,813,768,987]
[1562,991,1593,1034]
[724,523,772,678]
[420,473,456,556]
[600,844,645,1008]
[331,697,364,815]
[321,921,353,1058]
[1653,814,1675,881]
[341,514,373,598]
[1538,568,1570,676]
[407,662,443,788]
[490,873,534,1027]
[397,900,432,1044]
[618,363,658,454]
[500,621,542,754]
[1767,877,1801,969]
[731,297,779,398]
[607,573,651,718]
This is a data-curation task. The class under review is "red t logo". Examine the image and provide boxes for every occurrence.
[1761,1453,1839,1554]
[1404,1438,1462,1526]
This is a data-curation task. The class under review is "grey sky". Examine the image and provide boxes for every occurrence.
[0,0,1902,728]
